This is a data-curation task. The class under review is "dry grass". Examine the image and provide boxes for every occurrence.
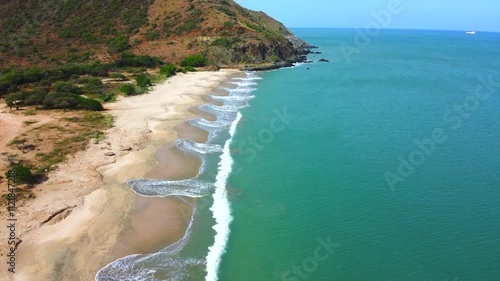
[6,111,113,176]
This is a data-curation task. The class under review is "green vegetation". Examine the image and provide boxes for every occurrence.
[135,74,151,88]
[5,164,34,184]
[0,0,151,59]
[34,112,114,174]
[0,53,162,97]
[245,21,263,32]
[0,0,298,70]
[0,64,112,96]
[108,36,131,53]
[217,6,236,18]
[211,38,231,47]
[42,93,103,111]
[100,92,116,103]
[120,84,137,96]
[160,63,177,77]
[6,92,25,110]
[270,54,280,62]
[175,9,204,35]
[145,31,160,41]
[224,21,235,28]
[180,55,208,67]
[1,53,165,111]
[114,52,164,68]
[54,81,81,94]
[78,98,104,111]
[110,73,128,81]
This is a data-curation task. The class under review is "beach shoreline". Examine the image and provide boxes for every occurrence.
[0,69,243,280]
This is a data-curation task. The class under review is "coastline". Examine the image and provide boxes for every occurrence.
[1,69,243,280]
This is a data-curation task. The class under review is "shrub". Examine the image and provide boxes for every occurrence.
[176,21,199,34]
[145,31,160,41]
[8,85,20,93]
[135,74,151,88]
[6,164,34,184]
[211,38,231,47]
[120,84,136,96]
[24,88,48,106]
[78,98,104,111]
[43,93,81,109]
[101,93,116,102]
[77,77,103,86]
[160,63,177,77]
[108,35,130,53]
[114,53,163,68]
[110,73,127,80]
[6,92,26,109]
[270,54,280,62]
[180,54,207,67]
[184,66,196,72]
[223,21,234,28]
[54,81,81,94]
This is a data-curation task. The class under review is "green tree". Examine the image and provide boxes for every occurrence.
[120,84,136,96]
[54,81,81,94]
[42,93,81,109]
[180,54,208,67]
[24,88,48,106]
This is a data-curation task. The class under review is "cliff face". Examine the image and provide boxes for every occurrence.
[0,0,311,68]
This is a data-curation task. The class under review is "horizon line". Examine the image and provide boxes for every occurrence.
[286,27,500,33]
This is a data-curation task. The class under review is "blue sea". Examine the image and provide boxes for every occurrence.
[97,29,500,281]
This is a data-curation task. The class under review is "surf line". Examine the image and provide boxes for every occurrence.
[205,111,242,281]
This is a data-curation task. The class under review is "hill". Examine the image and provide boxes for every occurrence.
[0,0,312,68]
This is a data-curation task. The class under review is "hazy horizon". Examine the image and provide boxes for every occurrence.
[235,0,500,33]
[288,27,500,33]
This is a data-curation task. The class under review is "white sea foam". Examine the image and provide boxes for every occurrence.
[128,178,214,197]
[95,72,259,281]
[176,139,223,155]
[205,111,242,281]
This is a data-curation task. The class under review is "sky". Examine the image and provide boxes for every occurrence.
[235,0,500,32]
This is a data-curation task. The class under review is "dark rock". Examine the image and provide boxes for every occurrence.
[121,146,132,151]
[104,152,116,156]
[244,61,295,71]
[206,65,220,71]
[318,59,330,62]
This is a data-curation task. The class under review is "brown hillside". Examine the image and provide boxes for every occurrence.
[0,0,311,68]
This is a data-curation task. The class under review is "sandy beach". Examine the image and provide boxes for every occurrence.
[0,69,243,281]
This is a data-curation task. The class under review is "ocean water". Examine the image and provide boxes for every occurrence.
[219,29,500,281]
[97,29,500,281]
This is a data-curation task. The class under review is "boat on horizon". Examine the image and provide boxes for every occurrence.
[466,31,476,35]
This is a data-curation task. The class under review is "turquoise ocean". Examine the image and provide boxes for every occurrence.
[97,29,500,281]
